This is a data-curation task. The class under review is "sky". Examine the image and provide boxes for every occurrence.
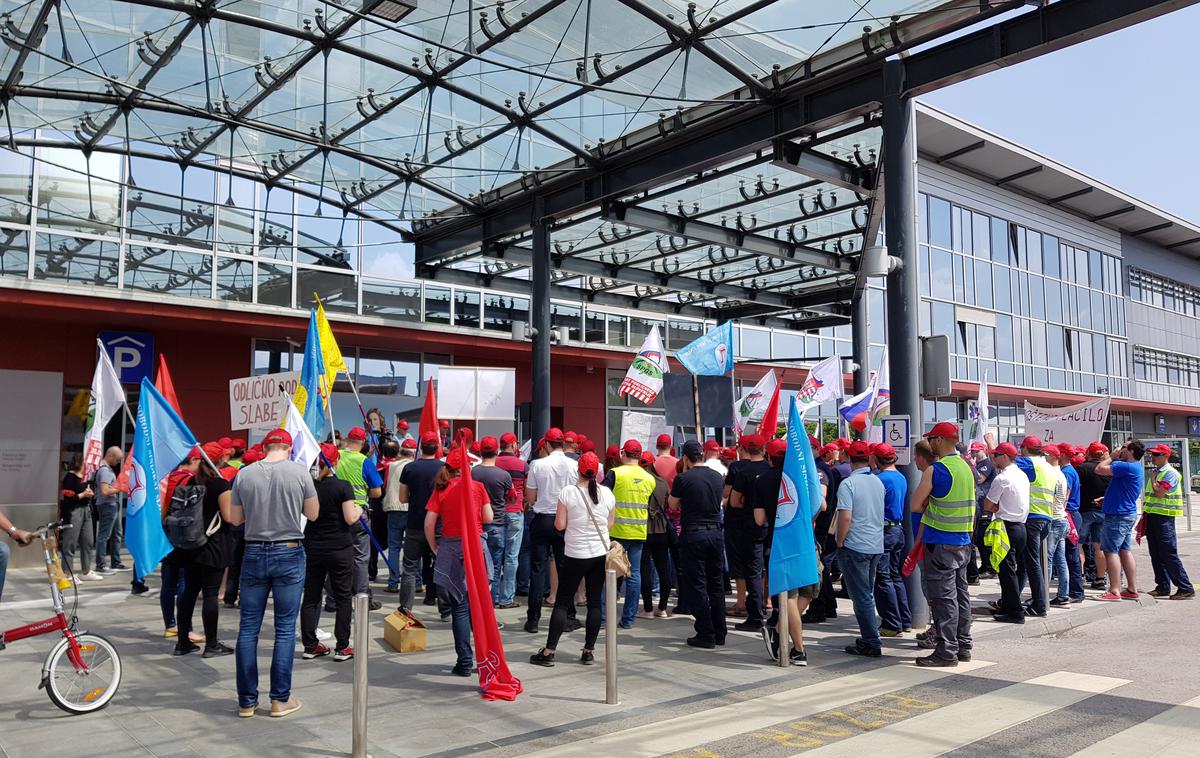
[920,4,1200,223]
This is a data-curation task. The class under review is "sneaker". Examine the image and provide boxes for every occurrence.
[686,636,716,649]
[173,641,200,656]
[1148,589,1171,598]
[111,562,130,571]
[238,702,257,718]
[991,613,1025,624]
[498,601,521,609]
[451,665,473,677]
[523,619,539,634]
[1171,591,1196,600]
[203,642,234,659]
[78,572,104,582]
[315,628,332,641]
[1049,597,1071,607]
[789,648,808,666]
[1095,591,1122,601]
[618,620,634,630]
[270,697,302,718]
[323,605,337,614]
[303,645,331,659]
[131,582,149,595]
[957,650,972,662]
[580,650,594,666]
[1090,580,1108,590]
[761,626,780,662]
[917,635,939,649]
[879,627,903,638]
[422,593,438,606]
[96,566,117,575]
[384,586,399,593]
[844,643,882,658]
[915,654,957,668]
[1120,590,1139,600]
[734,620,764,632]
[635,610,655,619]
[369,600,382,611]
[333,648,354,662]
[164,627,179,638]
[529,648,555,667]
[654,609,672,618]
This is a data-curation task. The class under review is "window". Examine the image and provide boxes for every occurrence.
[361,280,421,321]
[552,303,583,341]
[257,262,292,308]
[1043,236,1059,278]
[585,310,605,344]
[740,327,771,359]
[34,233,119,286]
[929,196,951,248]
[607,314,628,346]
[454,289,480,329]
[631,317,665,346]
[483,293,528,332]
[668,319,703,350]
[424,285,451,324]
[215,256,254,302]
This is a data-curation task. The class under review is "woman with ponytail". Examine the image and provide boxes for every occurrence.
[530,452,615,667]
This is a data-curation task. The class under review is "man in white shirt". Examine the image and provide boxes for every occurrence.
[523,428,581,634]
[983,443,1030,624]
[701,440,727,477]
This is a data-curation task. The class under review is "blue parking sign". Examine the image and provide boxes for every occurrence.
[99,331,154,385]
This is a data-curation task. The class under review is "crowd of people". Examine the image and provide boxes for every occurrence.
[0,414,1191,717]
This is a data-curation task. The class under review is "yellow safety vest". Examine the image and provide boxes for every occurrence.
[1144,463,1185,518]
[923,455,975,533]
[609,464,656,541]
[335,450,369,508]
[1027,456,1056,520]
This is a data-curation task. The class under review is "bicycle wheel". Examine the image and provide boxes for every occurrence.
[43,632,122,714]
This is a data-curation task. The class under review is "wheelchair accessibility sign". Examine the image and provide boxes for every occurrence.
[882,415,912,465]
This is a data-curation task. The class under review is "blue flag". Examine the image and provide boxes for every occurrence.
[675,321,734,375]
[768,397,824,595]
[126,377,198,579]
[294,308,329,442]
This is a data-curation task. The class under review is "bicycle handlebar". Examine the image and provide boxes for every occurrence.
[31,521,70,536]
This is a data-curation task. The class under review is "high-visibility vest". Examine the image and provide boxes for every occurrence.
[335,450,369,508]
[1027,456,1056,519]
[923,455,975,533]
[609,464,656,541]
[1144,463,1185,518]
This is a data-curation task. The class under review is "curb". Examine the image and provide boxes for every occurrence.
[975,594,1158,641]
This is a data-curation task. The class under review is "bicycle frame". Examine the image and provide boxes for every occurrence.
[0,526,90,673]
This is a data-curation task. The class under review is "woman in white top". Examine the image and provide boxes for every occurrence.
[530,452,614,667]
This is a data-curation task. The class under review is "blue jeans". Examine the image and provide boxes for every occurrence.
[0,541,9,604]
[1065,512,1085,599]
[498,511,524,605]
[236,543,306,709]
[874,524,911,631]
[1101,513,1136,554]
[386,511,407,589]
[611,539,643,626]
[1049,519,1069,600]
[484,522,506,601]
[838,546,882,652]
[93,503,119,570]
[160,558,186,629]
[446,591,473,670]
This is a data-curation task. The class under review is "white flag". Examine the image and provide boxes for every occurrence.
[282,394,321,471]
[867,348,891,443]
[618,325,668,404]
[796,355,845,417]
[971,371,991,446]
[733,369,778,436]
[83,343,128,479]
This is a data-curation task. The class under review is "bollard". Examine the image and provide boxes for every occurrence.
[776,592,789,668]
[604,569,618,705]
[352,592,370,758]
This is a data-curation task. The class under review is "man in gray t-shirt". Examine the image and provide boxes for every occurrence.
[228,428,318,718]
[92,447,125,574]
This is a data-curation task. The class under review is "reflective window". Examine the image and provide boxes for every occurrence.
[740,327,771,359]
[215,256,254,302]
[0,230,29,277]
[631,317,665,346]
[585,310,605,344]
[483,293,528,332]
[454,289,480,329]
[257,262,292,308]
[39,148,123,237]
[361,280,420,321]
[357,349,421,398]
[669,319,703,350]
[424,285,451,325]
[607,314,628,347]
[929,196,951,248]
[0,148,33,224]
[34,233,119,286]
[297,268,356,313]
[125,246,211,298]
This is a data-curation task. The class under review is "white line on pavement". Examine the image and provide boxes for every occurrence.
[1073,694,1200,758]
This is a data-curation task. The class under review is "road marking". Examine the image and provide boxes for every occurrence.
[521,660,995,758]
[796,671,1128,757]
[1074,695,1200,757]
[3,590,130,610]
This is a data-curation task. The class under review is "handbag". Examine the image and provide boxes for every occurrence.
[577,486,631,578]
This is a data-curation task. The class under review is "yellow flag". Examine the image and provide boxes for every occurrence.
[314,299,346,393]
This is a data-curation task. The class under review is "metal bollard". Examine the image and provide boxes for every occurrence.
[352,592,370,758]
[776,592,789,668]
[605,569,618,705]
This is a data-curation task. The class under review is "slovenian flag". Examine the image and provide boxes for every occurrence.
[768,397,824,595]
[125,377,198,579]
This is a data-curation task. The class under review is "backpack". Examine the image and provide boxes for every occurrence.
[164,479,211,550]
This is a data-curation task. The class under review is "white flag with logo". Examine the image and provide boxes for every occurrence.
[733,369,778,436]
[618,326,668,404]
[281,393,321,471]
[83,343,128,479]
[970,371,991,446]
[796,355,844,417]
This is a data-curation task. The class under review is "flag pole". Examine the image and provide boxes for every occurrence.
[313,294,380,458]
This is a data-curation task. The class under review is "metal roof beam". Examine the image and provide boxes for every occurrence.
[1046,186,1093,205]
[934,140,986,163]
[994,165,1042,185]
[770,140,876,193]
[1,0,57,93]
[1089,205,1135,222]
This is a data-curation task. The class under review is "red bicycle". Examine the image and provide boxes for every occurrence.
[0,521,122,713]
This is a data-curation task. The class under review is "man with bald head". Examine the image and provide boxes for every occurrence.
[93,446,128,574]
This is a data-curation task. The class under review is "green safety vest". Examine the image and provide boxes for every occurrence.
[923,454,975,533]
[609,464,656,541]
[1027,456,1056,519]
[1144,463,1185,518]
[335,449,369,508]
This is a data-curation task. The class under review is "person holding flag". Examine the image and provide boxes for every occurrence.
[336,427,384,612]
[293,308,330,443]
[300,443,358,661]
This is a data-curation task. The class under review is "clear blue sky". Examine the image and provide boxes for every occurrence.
[921,4,1200,223]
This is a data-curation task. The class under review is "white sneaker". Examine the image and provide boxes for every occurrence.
[78,572,105,582]
[315,628,332,641]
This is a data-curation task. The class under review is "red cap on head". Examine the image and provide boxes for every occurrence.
[262,428,292,447]
[639,451,656,467]
[702,440,721,452]
[874,442,897,461]
[656,433,673,448]
[469,441,481,455]
[968,441,987,452]
[1149,443,1173,457]
[347,427,368,441]
[989,442,1019,458]
[398,418,410,430]
[218,436,234,449]
[578,451,600,477]
[564,431,578,443]
[232,438,247,450]
[439,419,450,429]
[766,438,788,458]
[739,434,765,453]
[820,443,838,456]
[1042,444,1061,459]
[924,422,960,440]
[580,439,596,453]
[1086,442,1109,457]
[621,439,643,457]
[204,441,228,461]
[808,435,821,449]
[846,440,871,458]
[241,447,263,464]
[480,436,499,454]
[1071,453,1086,465]
[499,432,518,446]
[401,438,417,450]
[1019,435,1044,451]
[835,438,850,450]
[420,430,439,445]
[605,444,619,459]
[545,427,565,444]
[320,443,340,467]
[721,446,737,461]
[446,444,470,471]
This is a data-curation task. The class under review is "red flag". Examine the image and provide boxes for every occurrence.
[155,354,182,416]
[901,542,925,577]
[420,377,441,458]
[757,377,782,439]
[452,432,523,701]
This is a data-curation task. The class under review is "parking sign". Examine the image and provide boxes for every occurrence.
[98,331,154,385]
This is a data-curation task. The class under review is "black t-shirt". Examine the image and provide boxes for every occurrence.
[171,475,232,569]
[305,476,355,551]
[471,464,513,525]
[60,471,89,511]
[814,458,840,537]
[729,459,771,525]
[752,466,785,551]
[671,466,724,528]
[400,458,446,534]
[1076,460,1111,513]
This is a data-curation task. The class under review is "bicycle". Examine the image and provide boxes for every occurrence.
[0,521,122,714]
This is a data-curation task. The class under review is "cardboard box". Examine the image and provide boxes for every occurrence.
[383,610,428,653]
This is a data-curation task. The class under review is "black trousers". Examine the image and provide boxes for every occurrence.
[679,527,727,643]
[812,534,838,617]
[669,538,688,612]
[726,524,765,623]
[967,502,992,581]
[526,513,571,624]
[1020,517,1050,614]
[301,545,354,651]
[547,555,605,651]
[223,525,245,603]
[996,521,1027,617]
[641,532,674,612]
[178,559,225,643]
[368,500,387,580]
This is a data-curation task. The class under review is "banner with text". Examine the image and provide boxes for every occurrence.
[229,371,301,435]
[1023,396,1111,447]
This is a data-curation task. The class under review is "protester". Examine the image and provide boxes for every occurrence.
[984,443,1030,624]
[873,443,911,636]
[370,438,400,583]
[637,450,674,619]
[804,443,842,624]
[836,440,886,658]
[524,428,581,634]
[382,438,415,593]
[1077,442,1112,588]
[1014,435,1056,617]
[601,440,656,629]
[0,509,34,603]
[229,428,318,718]
[301,444,358,661]
[397,432,446,616]
[1142,444,1193,599]
[335,427,383,611]
[473,436,515,603]
[425,447,493,677]
[59,455,99,581]
[223,445,260,608]
[494,432,528,609]
[1057,444,1086,603]
[967,441,996,583]
[1043,444,1073,608]
[530,453,615,667]
[727,434,771,632]
[92,446,127,574]
[1094,441,1144,601]
[654,434,679,487]
[669,440,727,649]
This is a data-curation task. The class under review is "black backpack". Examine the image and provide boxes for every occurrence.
[165,479,209,550]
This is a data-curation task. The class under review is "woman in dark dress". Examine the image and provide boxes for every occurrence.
[169,442,234,658]
[301,444,359,661]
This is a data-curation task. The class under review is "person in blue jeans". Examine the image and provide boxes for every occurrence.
[228,429,318,718]
[472,438,514,604]
[835,441,886,657]
[873,444,911,635]
[1094,440,1145,601]
[382,440,416,592]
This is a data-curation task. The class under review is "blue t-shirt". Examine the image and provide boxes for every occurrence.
[362,459,383,489]
[1062,464,1081,512]
[876,469,908,523]
[922,459,972,545]
[1102,461,1143,516]
[836,468,885,554]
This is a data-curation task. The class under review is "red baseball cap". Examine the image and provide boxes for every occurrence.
[420,430,439,445]
[218,436,234,449]
[232,438,246,450]
[400,438,417,450]
[1019,435,1044,451]
[702,440,721,452]
[439,419,450,429]
[721,446,737,461]
[1071,453,1086,466]
[835,438,850,450]
[499,432,518,446]
[479,436,499,454]
[1086,441,1109,457]
[241,447,263,464]
[874,443,897,461]
[580,439,596,454]
[564,431,578,443]
[605,444,619,459]
[469,441,481,455]
[578,452,600,477]
[262,428,292,447]
[989,442,1018,458]
[1149,443,1173,457]
[656,433,673,448]
[1042,443,1061,459]
[808,435,821,449]
[347,427,368,441]
[320,442,340,467]
[923,422,959,440]
[739,434,765,453]
[846,440,871,458]
[639,451,656,467]
[621,439,643,457]
[397,419,410,430]
[545,427,565,444]
[820,443,838,456]
[968,441,987,452]
[766,438,788,458]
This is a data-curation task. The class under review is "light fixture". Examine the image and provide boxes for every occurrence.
[860,244,900,278]
[361,0,417,22]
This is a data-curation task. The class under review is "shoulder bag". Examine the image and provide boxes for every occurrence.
[576,485,630,577]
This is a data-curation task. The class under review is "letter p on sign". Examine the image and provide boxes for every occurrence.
[99,330,155,385]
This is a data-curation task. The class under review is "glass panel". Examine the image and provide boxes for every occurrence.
[1042,235,1059,278]
[668,319,703,350]
[607,314,628,347]
[0,230,29,277]
[741,327,770,359]
[976,261,992,309]
[125,246,211,298]
[972,212,990,260]
[483,293,528,332]
[631,317,665,346]
[215,256,254,302]
[1025,230,1041,273]
[919,245,931,296]
[38,148,123,236]
[0,148,33,224]
[929,196,951,248]
[930,248,952,295]
[424,285,451,325]
[34,233,119,286]
[215,174,256,255]
[1088,250,1103,290]
[993,264,1010,312]
[361,280,421,321]
[357,349,421,398]
[773,331,804,360]
[991,218,1010,266]
[453,289,480,329]
[952,255,964,302]
[1029,275,1044,320]
[585,309,605,344]
[257,262,292,308]
[552,303,583,341]
[297,268,356,313]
